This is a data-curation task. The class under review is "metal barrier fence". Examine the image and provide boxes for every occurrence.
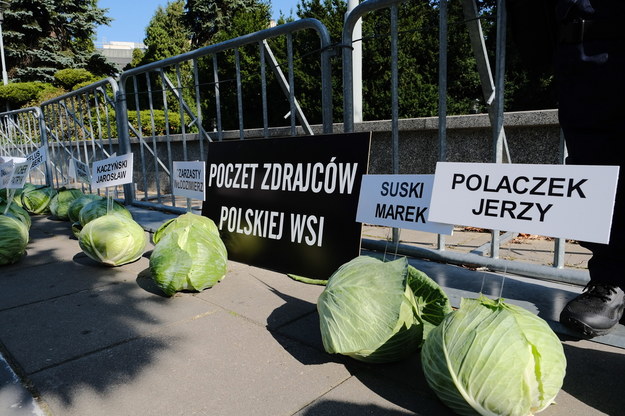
[341,0,586,285]
[38,77,125,198]
[115,18,333,212]
[0,107,50,185]
[0,1,589,285]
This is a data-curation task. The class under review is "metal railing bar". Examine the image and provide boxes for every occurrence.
[213,54,223,141]
[437,0,449,251]
[259,41,269,138]
[262,40,313,135]
[132,75,149,202]
[145,71,163,204]
[192,58,205,160]
[159,70,212,145]
[235,48,245,139]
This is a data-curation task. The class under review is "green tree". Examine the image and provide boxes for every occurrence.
[291,0,346,123]
[185,0,273,130]
[2,0,116,83]
[141,0,191,64]
[184,0,269,49]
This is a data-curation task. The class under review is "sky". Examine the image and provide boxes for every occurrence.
[96,0,300,45]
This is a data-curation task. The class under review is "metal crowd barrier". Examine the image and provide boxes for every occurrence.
[341,0,587,285]
[39,77,124,198]
[0,1,589,285]
[0,107,50,185]
[115,18,333,211]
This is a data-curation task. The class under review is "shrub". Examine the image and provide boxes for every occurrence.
[54,68,97,90]
[127,110,187,136]
[0,82,56,108]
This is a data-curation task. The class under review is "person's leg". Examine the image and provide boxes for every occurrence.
[556,37,625,336]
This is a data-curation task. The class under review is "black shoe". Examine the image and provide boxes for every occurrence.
[560,282,625,337]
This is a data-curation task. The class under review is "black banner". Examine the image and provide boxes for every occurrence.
[201,132,371,279]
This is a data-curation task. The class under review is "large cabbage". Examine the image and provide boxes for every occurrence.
[317,256,451,363]
[152,212,219,244]
[0,201,31,229]
[78,214,147,266]
[20,185,57,214]
[421,296,567,416]
[149,213,227,296]
[72,198,132,238]
[78,198,131,226]
[49,188,84,220]
[0,214,29,265]
[1,183,35,208]
[68,194,104,224]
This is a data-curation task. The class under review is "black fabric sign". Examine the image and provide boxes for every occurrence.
[201,132,371,279]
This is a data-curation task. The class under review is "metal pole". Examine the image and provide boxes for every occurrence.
[0,2,9,113]
[437,0,448,251]
[347,0,362,123]
[0,4,7,86]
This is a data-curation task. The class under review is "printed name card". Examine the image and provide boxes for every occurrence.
[69,158,92,184]
[91,153,133,189]
[356,174,453,235]
[7,161,32,189]
[0,160,14,188]
[172,160,205,200]
[429,162,620,243]
[26,146,47,170]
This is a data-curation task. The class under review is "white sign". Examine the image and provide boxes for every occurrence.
[69,158,91,184]
[172,160,205,200]
[356,174,454,235]
[0,156,26,164]
[91,153,133,189]
[429,162,620,244]
[26,146,47,170]
[0,161,14,189]
[7,161,32,189]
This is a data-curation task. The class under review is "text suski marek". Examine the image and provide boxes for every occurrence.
[374,180,428,223]
[452,173,588,221]
[95,159,128,183]
[209,158,358,247]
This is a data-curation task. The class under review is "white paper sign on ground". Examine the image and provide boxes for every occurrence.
[429,162,620,244]
[91,153,133,189]
[356,174,454,235]
[69,158,91,184]
[172,160,205,200]
[7,161,32,189]
[26,146,46,170]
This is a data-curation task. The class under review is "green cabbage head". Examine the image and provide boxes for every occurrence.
[152,212,219,244]
[68,194,104,224]
[50,188,84,220]
[20,186,57,214]
[421,295,567,416]
[0,214,29,265]
[317,256,451,363]
[149,213,227,296]
[79,214,147,266]
[0,201,31,229]
[78,198,132,226]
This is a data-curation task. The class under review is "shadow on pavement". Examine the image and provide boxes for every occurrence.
[0,215,175,408]
[266,286,454,415]
[296,400,415,415]
[266,270,625,416]
[561,339,625,415]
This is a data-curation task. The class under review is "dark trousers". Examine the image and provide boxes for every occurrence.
[556,34,625,287]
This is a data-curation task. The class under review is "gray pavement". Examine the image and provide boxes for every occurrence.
[1,211,624,415]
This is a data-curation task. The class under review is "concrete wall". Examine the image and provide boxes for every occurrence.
[128,109,562,193]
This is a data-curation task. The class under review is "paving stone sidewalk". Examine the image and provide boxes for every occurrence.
[1,213,623,416]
